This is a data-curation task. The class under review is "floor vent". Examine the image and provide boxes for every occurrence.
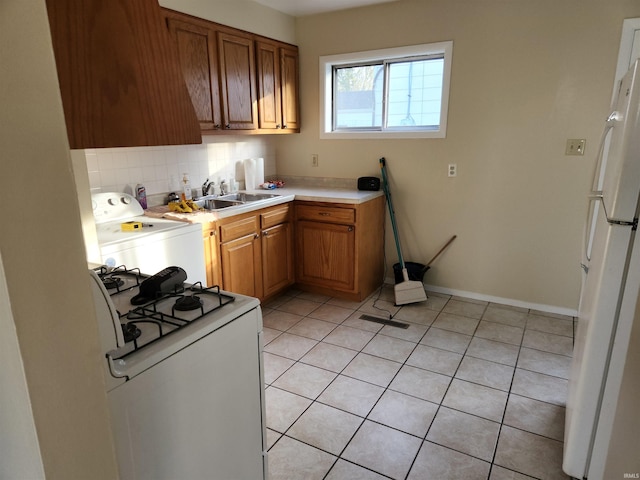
[359,314,409,329]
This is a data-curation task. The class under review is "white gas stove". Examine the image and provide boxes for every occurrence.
[90,265,267,479]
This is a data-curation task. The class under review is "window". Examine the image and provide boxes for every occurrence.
[320,41,453,139]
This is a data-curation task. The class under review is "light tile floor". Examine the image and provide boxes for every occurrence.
[262,286,574,480]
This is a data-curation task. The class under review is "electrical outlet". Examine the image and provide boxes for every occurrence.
[311,154,319,167]
[448,164,457,177]
[566,139,586,155]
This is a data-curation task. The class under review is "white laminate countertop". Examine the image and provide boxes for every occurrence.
[143,187,384,224]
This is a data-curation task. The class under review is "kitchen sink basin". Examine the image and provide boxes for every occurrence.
[218,192,280,202]
[194,191,281,211]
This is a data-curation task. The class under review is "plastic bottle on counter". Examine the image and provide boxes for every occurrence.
[135,184,147,209]
[181,173,192,201]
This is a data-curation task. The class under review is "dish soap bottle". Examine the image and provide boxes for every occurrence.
[181,173,192,201]
[135,184,147,209]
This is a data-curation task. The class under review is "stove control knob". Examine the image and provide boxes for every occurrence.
[108,197,118,206]
[121,196,131,205]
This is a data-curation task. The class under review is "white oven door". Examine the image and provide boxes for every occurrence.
[108,308,267,480]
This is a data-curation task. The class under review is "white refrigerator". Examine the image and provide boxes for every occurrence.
[564,59,640,479]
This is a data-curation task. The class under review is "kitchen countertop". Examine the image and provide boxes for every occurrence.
[144,187,384,224]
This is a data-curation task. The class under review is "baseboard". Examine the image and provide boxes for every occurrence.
[384,277,578,318]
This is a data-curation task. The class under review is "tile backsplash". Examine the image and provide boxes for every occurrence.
[84,136,276,203]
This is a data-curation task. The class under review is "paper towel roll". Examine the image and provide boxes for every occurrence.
[244,158,256,190]
[244,158,264,190]
[255,158,264,187]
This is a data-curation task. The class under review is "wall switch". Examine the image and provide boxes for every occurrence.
[448,164,457,177]
[311,154,319,167]
[566,139,586,155]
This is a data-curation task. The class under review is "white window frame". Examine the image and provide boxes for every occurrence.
[320,41,453,139]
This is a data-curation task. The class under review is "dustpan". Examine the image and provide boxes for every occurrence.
[379,157,427,306]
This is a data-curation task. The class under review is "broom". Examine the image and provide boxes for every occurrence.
[379,157,427,306]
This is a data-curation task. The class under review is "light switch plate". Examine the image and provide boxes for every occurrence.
[566,139,586,155]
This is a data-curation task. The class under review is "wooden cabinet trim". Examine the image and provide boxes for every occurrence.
[295,204,356,225]
[261,205,290,229]
[219,215,259,243]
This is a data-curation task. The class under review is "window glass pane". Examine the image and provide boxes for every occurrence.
[386,58,443,128]
[334,64,384,129]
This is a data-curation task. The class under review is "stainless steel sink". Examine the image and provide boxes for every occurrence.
[218,192,280,202]
[194,191,280,211]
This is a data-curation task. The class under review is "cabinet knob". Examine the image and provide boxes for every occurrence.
[254,234,260,239]
[276,124,281,129]
[348,226,354,232]
[214,124,221,129]
[282,124,287,129]
[263,231,269,236]
[225,124,231,129]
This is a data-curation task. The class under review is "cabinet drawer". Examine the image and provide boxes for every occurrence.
[219,216,259,242]
[261,205,290,229]
[296,205,355,225]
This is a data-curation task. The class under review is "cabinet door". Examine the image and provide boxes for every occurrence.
[221,234,262,297]
[262,223,293,298]
[296,220,355,291]
[218,31,258,130]
[202,226,221,288]
[167,17,222,131]
[280,46,300,131]
[256,41,282,130]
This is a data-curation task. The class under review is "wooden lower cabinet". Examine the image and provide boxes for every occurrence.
[201,197,383,302]
[203,204,293,301]
[202,222,221,288]
[295,196,385,302]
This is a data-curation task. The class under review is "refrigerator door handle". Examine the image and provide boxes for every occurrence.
[589,191,604,200]
[584,193,603,262]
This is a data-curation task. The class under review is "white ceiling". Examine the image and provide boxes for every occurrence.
[253,0,398,17]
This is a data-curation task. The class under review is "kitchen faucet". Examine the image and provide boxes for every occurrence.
[202,178,214,196]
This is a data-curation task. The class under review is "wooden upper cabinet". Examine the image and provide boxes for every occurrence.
[256,41,282,130]
[162,8,299,135]
[218,31,258,130]
[166,16,222,131]
[256,41,300,132]
[280,46,300,131]
[46,0,201,149]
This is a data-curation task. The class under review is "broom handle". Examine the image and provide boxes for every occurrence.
[380,158,406,268]
[426,235,457,267]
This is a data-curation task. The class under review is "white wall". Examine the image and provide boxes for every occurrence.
[0,255,44,480]
[274,0,640,311]
[0,0,119,477]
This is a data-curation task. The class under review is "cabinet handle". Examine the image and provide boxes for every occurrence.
[276,124,281,129]
[348,226,354,232]
[254,234,260,239]
[225,124,231,129]
[282,124,287,129]
[214,124,221,130]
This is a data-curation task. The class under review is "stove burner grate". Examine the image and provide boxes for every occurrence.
[174,295,203,311]
[122,322,142,343]
[95,265,143,294]
[115,283,235,359]
[103,276,124,289]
